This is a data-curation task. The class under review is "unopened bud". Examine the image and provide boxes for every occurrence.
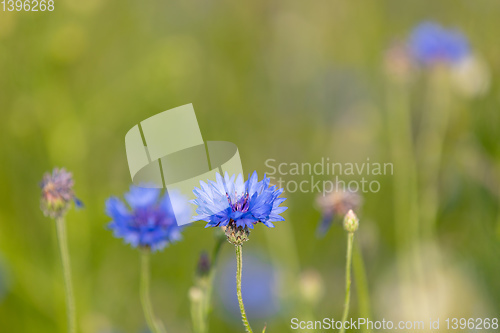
[343,209,359,233]
[196,251,211,278]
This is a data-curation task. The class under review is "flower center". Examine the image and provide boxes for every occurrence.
[229,192,250,213]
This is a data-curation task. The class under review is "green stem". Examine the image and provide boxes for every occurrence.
[236,245,253,333]
[339,233,354,333]
[140,250,166,333]
[55,217,76,333]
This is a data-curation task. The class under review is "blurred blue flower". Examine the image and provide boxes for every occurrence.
[216,254,279,321]
[409,22,470,66]
[106,186,190,252]
[40,167,83,219]
[191,171,287,229]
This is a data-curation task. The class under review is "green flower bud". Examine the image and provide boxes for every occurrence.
[343,209,359,233]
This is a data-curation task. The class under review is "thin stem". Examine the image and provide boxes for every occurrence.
[339,232,354,333]
[236,245,253,333]
[140,250,166,333]
[55,217,76,333]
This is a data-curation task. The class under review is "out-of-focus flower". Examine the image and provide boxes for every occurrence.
[451,54,490,98]
[299,269,324,306]
[106,186,189,252]
[216,254,279,320]
[316,189,362,237]
[192,172,287,245]
[408,22,470,66]
[384,41,415,83]
[406,22,490,97]
[41,168,81,331]
[40,168,82,219]
[374,243,493,322]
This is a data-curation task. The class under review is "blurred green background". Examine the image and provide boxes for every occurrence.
[1,0,500,332]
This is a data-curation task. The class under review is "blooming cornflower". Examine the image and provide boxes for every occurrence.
[192,171,286,333]
[106,186,190,333]
[316,189,362,237]
[106,186,189,252]
[40,167,82,333]
[192,172,287,245]
[40,168,83,219]
[408,22,470,66]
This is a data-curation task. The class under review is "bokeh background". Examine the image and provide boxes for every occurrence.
[1,0,500,332]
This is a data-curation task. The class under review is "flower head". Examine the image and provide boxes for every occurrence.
[106,186,189,252]
[408,22,470,66]
[40,168,82,219]
[191,172,287,244]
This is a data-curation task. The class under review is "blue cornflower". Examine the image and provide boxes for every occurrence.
[409,22,470,66]
[192,172,287,244]
[40,168,83,219]
[106,186,189,252]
